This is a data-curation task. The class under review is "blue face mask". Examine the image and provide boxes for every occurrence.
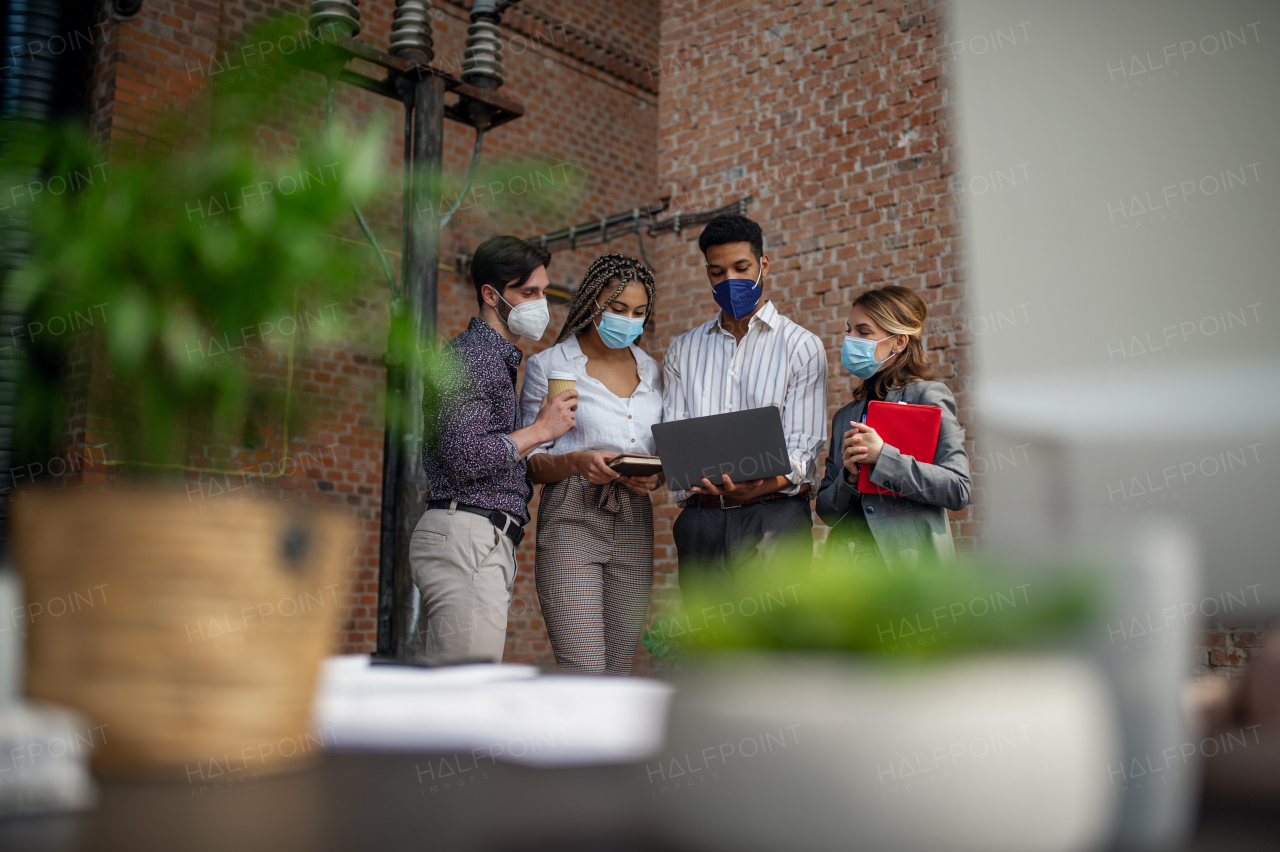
[841,334,896,379]
[594,302,646,349]
[711,262,763,319]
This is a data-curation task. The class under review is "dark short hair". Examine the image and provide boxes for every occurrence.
[470,236,552,306]
[697,214,764,260]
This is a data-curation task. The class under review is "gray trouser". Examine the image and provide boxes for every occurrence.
[535,476,654,676]
[409,507,517,665]
[672,496,813,595]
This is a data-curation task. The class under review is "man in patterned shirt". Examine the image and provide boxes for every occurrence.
[415,236,578,665]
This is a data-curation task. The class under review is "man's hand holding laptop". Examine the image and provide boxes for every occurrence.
[689,473,788,502]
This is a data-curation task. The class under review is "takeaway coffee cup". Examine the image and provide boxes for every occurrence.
[546,371,576,399]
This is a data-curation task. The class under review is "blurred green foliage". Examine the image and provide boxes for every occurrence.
[644,538,1101,661]
[439,157,586,228]
[2,16,390,468]
[1,11,595,473]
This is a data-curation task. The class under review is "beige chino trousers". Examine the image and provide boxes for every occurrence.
[409,506,517,665]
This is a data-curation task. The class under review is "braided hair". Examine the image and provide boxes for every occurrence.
[555,253,656,344]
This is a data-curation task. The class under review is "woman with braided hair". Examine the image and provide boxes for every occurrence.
[519,253,663,675]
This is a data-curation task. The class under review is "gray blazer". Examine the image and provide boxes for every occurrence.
[815,380,970,567]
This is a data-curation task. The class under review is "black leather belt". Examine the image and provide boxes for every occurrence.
[427,499,525,546]
[688,484,812,509]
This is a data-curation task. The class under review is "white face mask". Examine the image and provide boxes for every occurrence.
[498,293,549,340]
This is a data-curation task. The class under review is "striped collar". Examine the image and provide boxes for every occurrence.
[709,299,779,334]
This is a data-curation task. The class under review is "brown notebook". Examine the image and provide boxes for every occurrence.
[607,454,663,476]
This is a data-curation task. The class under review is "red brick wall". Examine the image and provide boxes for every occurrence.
[634,0,969,670]
[64,0,1262,678]
[419,1,661,666]
[639,0,1265,680]
[538,0,661,60]
[71,0,659,664]
[1197,623,1272,676]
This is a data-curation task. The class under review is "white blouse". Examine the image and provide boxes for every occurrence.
[520,334,663,458]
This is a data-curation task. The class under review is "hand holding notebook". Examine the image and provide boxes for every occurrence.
[606,454,664,477]
[852,400,942,496]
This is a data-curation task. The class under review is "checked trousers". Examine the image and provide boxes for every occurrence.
[534,474,654,675]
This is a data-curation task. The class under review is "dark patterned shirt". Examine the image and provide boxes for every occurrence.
[423,318,530,523]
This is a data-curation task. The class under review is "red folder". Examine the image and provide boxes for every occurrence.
[856,400,942,496]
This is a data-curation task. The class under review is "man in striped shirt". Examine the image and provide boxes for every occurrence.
[662,214,828,590]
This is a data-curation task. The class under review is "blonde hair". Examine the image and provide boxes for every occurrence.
[850,285,934,402]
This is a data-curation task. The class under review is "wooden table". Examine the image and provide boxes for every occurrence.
[1,752,1274,851]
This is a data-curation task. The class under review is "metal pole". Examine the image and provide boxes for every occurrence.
[388,72,444,660]
[374,92,414,659]
[408,73,445,381]
[375,351,402,656]
[286,20,521,662]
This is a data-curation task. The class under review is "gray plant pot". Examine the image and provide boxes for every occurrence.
[654,652,1121,852]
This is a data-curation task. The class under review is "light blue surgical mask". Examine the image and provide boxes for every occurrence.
[840,334,895,379]
[594,303,645,349]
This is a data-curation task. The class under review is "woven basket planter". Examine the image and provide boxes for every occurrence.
[12,487,356,779]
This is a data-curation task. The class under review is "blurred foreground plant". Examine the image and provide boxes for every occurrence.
[644,538,1101,662]
[2,16,402,469]
[3,12,589,474]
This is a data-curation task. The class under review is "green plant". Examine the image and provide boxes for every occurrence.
[2,18,391,470]
[644,538,1101,661]
[4,14,591,477]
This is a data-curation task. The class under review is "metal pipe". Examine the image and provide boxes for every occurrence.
[367,0,517,662]
[326,79,400,299]
[633,209,652,269]
[375,329,402,655]
[375,84,419,658]
[525,202,667,252]
[388,72,444,660]
[439,127,485,229]
[646,197,752,235]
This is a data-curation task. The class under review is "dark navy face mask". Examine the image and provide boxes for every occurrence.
[711,262,763,319]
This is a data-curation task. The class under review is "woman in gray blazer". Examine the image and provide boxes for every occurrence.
[816,286,971,568]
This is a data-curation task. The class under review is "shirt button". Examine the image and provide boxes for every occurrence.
[631,438,636,442]
[627,415,632,419]
[866,506,876,514]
